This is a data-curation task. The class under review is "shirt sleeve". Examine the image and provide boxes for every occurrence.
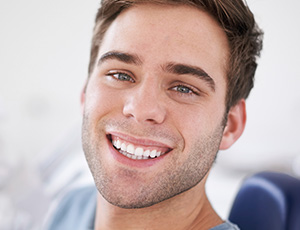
[45,186,97,230]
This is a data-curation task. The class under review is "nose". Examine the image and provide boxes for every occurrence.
[123,82,167,124]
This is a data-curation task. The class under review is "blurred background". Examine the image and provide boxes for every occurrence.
[0,0,299,229]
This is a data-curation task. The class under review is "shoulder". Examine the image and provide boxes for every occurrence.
[210,221,240,230]
[46,186,97,230]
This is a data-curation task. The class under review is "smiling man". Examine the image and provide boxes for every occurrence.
[47,1,263,229]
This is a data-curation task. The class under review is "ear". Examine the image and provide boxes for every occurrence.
[219,99,247,150]
[80,81,88,114]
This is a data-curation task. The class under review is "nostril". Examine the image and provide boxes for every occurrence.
[145,118,157,123]
[122,91,167,124]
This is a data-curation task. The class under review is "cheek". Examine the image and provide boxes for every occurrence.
[171,105,210,132]
[167,105,205,152]
[169,102,225,147]
[84,82,120,118]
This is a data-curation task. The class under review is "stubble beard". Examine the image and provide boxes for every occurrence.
[82,115,225,209]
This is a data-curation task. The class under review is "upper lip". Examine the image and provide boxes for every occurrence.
[108,131,174,150]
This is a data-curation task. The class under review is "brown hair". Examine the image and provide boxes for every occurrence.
[88,0,263,109]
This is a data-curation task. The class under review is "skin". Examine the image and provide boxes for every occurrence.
[81,4,246,230]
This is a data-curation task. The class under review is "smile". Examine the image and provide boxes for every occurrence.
[109,134,172,160]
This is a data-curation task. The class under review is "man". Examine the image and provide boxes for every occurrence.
[47,0,263,229]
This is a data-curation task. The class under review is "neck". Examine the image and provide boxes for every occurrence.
[94,178,223,230]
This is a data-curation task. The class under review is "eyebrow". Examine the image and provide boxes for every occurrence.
[164,63,215,91]
[98,51,215,91]
[98,51,143,66]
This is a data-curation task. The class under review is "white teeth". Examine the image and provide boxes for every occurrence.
[112,139,167,160]
[135,147,143,156]
[121,143,127,151]
[150,150,157,158]
[143,150,150,157]
[116,140,121,149]
[127,144,135,154]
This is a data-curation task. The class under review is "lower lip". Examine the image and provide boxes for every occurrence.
[106,137,168,168]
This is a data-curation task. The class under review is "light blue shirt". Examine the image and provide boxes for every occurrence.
[46,186,239,230]
[210,221,239,230]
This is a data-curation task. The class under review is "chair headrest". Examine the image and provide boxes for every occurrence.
[229,172,300,230]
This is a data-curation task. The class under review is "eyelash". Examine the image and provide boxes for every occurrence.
[170,84,200,96]
[105,71,200,96]
[107,71,135,83]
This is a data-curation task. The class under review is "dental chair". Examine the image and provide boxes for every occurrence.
[229,171,300,230]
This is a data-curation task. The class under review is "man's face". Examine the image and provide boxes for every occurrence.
[82,4,229,208]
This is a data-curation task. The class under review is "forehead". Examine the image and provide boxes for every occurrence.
[98,4,229,85]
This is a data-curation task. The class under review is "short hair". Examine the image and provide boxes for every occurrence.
[88,0,263,110]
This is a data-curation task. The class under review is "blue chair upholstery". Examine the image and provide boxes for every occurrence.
[229,172,300,230]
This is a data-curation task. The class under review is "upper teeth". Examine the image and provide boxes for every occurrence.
[113,139,164,160]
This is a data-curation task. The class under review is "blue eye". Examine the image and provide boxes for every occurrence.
[173,85,193,94]
[109,72,135,82]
